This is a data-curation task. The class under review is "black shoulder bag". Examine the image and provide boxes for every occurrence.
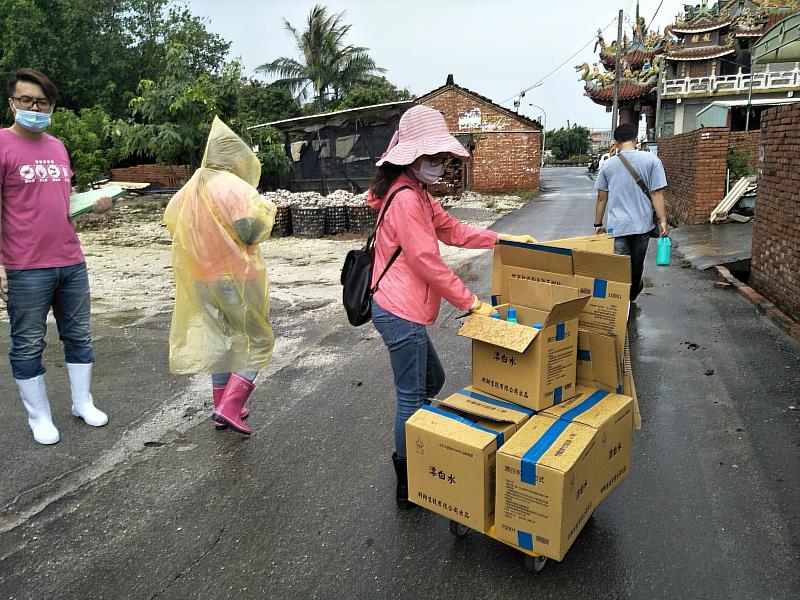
[340,185,410,326]
[617,153,661,238]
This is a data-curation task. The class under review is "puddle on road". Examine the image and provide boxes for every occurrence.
[95,308,146,327]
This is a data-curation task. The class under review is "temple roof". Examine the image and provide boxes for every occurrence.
[584,78,658,105]
[664,44,736,61]
[671,19,733,34]
[599,48,660,70]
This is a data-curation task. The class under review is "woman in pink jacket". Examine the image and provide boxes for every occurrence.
[368,105,535,509]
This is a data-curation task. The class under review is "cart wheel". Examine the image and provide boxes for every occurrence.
[525,555,547,573]
[449,520,470,538]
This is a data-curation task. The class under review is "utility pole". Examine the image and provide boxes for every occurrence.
[612,9,623,130]
[654,56,665,141]
[745,59,754,130]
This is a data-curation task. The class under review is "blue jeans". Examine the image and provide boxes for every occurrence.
[5,263,94,380]
[371,300,446,458]
[614,233,651,301]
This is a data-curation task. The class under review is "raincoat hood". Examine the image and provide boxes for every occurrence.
[202,116,262,188]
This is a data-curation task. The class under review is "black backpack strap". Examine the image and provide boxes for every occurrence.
[617,153,652,201]
[370,185,410,293]
[375,185,410,230]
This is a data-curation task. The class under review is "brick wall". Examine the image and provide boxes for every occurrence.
[729,130,759,173]
[110,164,191,189]
[750,104,800,322]
[657,128,729,224]
[420,90,540,193]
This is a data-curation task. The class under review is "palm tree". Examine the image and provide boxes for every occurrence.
[257,4,384,110]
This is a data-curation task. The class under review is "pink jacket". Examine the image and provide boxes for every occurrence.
[368,174,499,325]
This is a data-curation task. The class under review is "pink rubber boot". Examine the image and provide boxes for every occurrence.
[212,384,251,430]
[212,374,255,434]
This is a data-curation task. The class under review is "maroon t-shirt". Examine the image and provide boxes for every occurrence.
[0,128,84,269]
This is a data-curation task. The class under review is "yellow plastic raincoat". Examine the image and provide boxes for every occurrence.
[164,117,277,374]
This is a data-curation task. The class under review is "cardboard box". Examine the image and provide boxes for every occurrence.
[459,280,589,411]
[542,386,633,504]
[495,415,597,561]
[577,329,623,392]
[490,241,631,360]
[406,387,534,532]
[544,233,614,254]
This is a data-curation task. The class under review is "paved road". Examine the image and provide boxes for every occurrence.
[1,167,798,599]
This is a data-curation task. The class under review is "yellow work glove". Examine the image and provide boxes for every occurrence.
[468,296,496,317]
[499,233,537,244]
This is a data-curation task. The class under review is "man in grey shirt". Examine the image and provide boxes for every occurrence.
[594,123,669,302]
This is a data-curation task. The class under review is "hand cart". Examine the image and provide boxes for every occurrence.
[446,521,549,573]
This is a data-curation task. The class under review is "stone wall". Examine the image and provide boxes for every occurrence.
[421,89,541,193]
[751,104,800,323]
[110,164,191,189]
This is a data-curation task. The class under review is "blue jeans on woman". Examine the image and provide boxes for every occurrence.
[5,262,94,380]
[371,300,446,458]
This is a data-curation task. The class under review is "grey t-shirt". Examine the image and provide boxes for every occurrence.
[594,150,668,237]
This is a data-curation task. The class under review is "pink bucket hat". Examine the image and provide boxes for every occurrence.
[376,105,471,166]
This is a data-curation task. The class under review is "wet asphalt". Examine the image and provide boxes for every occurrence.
[0,167,798,599]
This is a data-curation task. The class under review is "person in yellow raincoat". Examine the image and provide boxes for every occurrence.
[164,117,276,435]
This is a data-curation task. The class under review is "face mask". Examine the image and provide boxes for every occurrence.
[412,158,446,184]
[14,108,52,132]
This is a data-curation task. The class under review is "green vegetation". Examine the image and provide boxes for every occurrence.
[727,146,754,182]
[48,107,112,191]
[546,125,591,160]
[1,2,406,188]
[256,4,386,112]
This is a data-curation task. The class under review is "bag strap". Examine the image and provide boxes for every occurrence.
[375,185,410,231]
[370,185,410,294]
[617,153,651,201]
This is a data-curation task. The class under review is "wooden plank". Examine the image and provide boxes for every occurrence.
[710,177,749,223]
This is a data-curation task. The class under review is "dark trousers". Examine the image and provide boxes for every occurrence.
[614,232,651,301]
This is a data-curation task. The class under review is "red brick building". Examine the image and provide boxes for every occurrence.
[418,75,542,194]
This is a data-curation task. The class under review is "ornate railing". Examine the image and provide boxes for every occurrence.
[662,69,800,96]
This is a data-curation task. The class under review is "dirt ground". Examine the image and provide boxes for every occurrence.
[0,191,528,331]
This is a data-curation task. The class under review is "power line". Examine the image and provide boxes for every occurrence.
[499,13,619,106]
[647,0,665,31]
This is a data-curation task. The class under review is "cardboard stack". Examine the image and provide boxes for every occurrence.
[407,237,638,561]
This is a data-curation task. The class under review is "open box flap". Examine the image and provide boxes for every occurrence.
[458,314,538,353]
[577,330,622,390]
[493,241,574,297]
[508,278,583,311]
[572,250,631,284]
[542,295,590,328]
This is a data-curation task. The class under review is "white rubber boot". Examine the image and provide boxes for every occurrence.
[67,363,108,427]
[16,375,60,445]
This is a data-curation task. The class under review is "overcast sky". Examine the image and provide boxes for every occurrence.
[188,0,690,131]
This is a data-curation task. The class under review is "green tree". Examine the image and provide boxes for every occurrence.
[547,125,591,160]
[256,4,384,111]
[334,76,413,110]
[48,106,112,190]
[244,126,293,190]
[115,44,221,169]
[0,0,231,120]
[237,81,301,126]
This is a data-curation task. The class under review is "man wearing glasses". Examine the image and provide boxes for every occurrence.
[1,68,111,445]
